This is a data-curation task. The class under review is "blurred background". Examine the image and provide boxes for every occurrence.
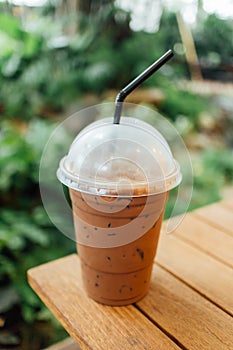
[0,0,232,348]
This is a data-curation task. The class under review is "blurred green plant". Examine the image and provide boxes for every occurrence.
[0,206,73,319]
[159,82,209,124]
[1,3,230,125]
[201,149,233,183]
[0,5,133,119]
[0,119,74,347]
[194,14,233,66]
[165,147,233,219]
[2,3,225,123]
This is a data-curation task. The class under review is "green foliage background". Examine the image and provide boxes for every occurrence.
[0,1,232,348]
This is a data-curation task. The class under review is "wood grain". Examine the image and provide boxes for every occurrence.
[137,265,233,350]
[171,213,233,268]
[193,202,233,236]
[28,200,233,350]
[28,255,180,350]
[156,232,233,315]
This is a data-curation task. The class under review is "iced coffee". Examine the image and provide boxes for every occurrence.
[70,188,167,305]
[57,117,181,305]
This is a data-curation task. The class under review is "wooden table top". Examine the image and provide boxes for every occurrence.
[28,200,233,350]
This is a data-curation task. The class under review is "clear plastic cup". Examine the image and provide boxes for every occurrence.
[57,117,181,305]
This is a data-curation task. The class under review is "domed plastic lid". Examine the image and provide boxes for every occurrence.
[57,117,182,196]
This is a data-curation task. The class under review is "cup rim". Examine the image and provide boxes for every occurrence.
[57,156,182,197]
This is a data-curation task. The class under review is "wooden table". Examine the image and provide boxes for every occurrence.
[28,200,233,350]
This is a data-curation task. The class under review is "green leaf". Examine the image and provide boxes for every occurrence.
[0,32,17,58]
[31,206,52,226]
[25,119,57,157]
[21,304,38,323]
[2,51,22,77]
[21,57,51,88]
[23,32,42,58]
[0,121,36,190]
[0,255,16,280]
[8,235,26,251]
[12,222,50,246]
[36,307,53,322]
[0,13,23,40]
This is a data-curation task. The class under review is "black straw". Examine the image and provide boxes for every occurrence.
[113,49,174,124]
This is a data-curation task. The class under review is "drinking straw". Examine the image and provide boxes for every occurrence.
[113,49,174,124]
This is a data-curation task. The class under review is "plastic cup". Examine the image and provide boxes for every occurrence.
[57,117,181,305]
